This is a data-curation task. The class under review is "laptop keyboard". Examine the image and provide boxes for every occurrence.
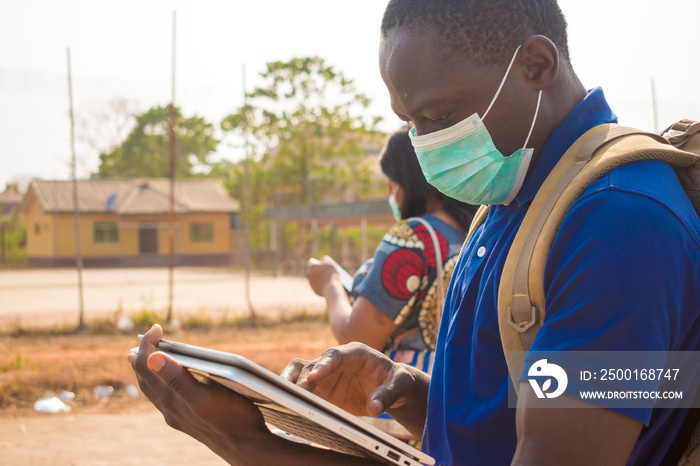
[259,405,394,464]
[199,371,401,465]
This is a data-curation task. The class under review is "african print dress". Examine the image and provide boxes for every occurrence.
[352,214,466,352]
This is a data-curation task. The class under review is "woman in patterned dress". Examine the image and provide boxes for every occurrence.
[307,129,478,354]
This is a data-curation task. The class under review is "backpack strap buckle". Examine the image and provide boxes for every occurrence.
[507,305,538,333]
[661,119,700,147]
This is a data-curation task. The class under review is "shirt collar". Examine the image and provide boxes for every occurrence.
[514,87,618,206]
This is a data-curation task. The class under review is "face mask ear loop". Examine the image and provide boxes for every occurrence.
[390,184,401,206]
[522,89,542,149]
[482,45,521,121]
[390,184,399,198]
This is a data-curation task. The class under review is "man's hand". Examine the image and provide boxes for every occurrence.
[281,342,430,439]
[129,325,381,465]
[128,324,271,462]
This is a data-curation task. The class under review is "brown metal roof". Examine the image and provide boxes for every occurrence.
[27,179,240,214]
[0,185,24,216]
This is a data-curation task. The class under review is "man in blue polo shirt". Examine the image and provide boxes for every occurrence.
[130,1,700,465]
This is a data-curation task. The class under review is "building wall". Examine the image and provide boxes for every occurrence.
[118,213,232,256]
[25,197,235,267]
[181,213,231,254]
[24,198,55,257]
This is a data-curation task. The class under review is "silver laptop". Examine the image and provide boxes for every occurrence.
[131,338,435,466]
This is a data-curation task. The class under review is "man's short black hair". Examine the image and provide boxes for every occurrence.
[381,0,570,66]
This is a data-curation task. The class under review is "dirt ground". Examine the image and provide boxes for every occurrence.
[1,407,225,465]
[0,320,338,465]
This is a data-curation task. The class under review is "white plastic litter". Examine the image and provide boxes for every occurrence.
[92,385,114,399]
[57,391,75,402]
[34,396,71,413]
[124,384,140,398]
[116,316,135,332]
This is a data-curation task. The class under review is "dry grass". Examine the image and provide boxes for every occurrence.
[0,319,337,417]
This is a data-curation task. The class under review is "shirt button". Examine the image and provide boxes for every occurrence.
[477,246,486,258]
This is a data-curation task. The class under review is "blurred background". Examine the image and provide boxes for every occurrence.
[1,0,699,330]
[1,2,699,463]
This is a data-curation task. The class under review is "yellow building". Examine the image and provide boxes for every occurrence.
[20,179,240,267]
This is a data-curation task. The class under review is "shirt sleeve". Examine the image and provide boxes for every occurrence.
[354,220,428,326]
[520,166,699,424]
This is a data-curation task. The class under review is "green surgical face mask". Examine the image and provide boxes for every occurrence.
[388,185,402,221]
[409,46,542,206]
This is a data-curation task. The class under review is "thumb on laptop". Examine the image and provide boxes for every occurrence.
[367,369,413,417]
[148,352,200,399]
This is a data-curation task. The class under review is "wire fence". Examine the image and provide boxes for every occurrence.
[0,265,327,333]
[1,200,391,333]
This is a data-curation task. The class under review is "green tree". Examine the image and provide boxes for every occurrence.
[96,105,218,178]
[217,57,387,268]
[220,56,385,207]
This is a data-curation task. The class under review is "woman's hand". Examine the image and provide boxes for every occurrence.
[306,256,340,297]
[307,257,396,350]
[281,342,430,439]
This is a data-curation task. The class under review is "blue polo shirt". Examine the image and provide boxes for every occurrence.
[422,88,700,465]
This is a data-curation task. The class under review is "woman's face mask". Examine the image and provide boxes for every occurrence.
[409,46,542,206]
[388,184,402,221]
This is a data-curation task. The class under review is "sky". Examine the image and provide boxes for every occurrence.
[2,0,699,191]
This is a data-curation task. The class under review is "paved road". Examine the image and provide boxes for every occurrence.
[0,267,326,330]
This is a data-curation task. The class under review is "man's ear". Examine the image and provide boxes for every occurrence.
[519,35,559,90]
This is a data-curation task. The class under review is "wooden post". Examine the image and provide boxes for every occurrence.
[311,218,318,259]
[166,10,177,324]
[651,79,659,133]
[241,64,256,321]
[270,220,278,277]
[67,48,85,330]
[360,216,368,262]
[0,225,5,264]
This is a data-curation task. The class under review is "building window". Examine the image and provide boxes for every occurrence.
[190,222,213,242]
[35,223,40,235]
[94,222,119,243]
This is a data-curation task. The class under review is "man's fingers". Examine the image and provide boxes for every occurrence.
[131,325,162,375]
[140,323,163,351]
[147,352,201,400]
[306,343,381,382]
[280,358,309,383]
[305,350,344,384]
[129,324,168,398]
[293,360,323,392]
[367,366,414,417]
[283,354,343,393]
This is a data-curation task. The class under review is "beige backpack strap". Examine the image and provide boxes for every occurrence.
[498,124,700,392]
[663,120,700,218]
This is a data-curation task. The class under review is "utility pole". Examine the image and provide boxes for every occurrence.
[67,48,85,330]
[651,78,659,133]
[241,64,256,322]
[166,10,177,324]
